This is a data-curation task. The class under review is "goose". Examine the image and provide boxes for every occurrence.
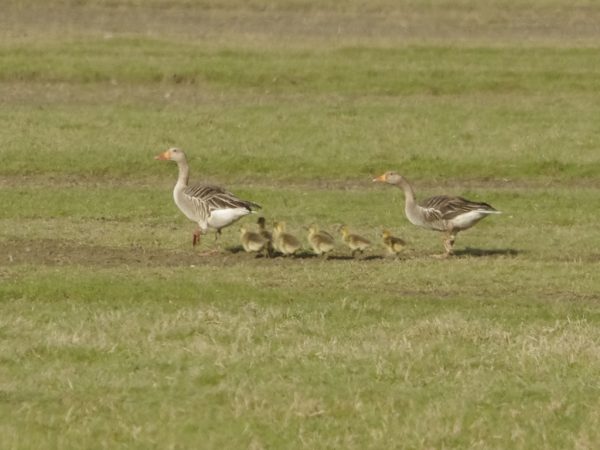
[373,171,500,257]
[307,224,335,257]
[339,225,371,258]
[239,225,268,255]
[382,229,407,256]
[155,148,261,247]
[273,222,301,256]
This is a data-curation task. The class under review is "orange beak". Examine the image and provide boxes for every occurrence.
[372,173,386,183]
[154,150,171,161]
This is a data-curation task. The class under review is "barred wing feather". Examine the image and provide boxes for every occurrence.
[419,195,496,221]
[184,184,261,221]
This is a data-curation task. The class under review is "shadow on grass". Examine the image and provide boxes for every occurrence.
[453,247,521,257]
[227,247,385,261]
[1,238,520,269]
[265,252,384,261]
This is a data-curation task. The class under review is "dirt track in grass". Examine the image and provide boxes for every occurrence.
[0,237,525,269]
[0,238,261,268]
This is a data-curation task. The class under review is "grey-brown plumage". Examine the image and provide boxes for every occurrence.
[373,171,501,256]
[155,147,261,247]
[307,224,335,257]
[339,225,371,258]
[183,184,261,219]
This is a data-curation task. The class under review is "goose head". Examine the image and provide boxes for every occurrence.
[373,171,403,185]
[154,147,187,163]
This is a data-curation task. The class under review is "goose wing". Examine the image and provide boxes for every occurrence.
[419,195,496,221]
[184,184,261,214]
[183,185,260,220]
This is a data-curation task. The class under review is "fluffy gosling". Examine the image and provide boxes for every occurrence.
[382,229,407,256]
[307,224,335,258]
[339,225,371,258]
[257,216,274,257]
[273,221,302,256]
[240,225,268,256]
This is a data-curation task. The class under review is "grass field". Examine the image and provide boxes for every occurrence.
[2,1,600,448]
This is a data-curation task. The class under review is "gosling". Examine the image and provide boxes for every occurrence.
[257,216,274,257]
[240,225,268,256]
[340,225,371,258]
[273,221,302,256]
[307,224,336,258]
[382,229,407,257]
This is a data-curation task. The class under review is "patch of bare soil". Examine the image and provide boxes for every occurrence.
[0,238,523,269]
[0,238,255,268]
[0,238,369,268]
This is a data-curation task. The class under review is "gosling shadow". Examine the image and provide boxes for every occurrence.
[326,254,384,261]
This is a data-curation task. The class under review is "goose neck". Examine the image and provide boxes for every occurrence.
[397,178,416,206]
[175,160,189,188]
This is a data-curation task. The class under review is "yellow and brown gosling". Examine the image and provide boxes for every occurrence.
[307,224,335,258]
[339,225,371,258]
[257,216,274,257]
[240,225,268,256]
[382,229,407,256]
[273,221,302,256]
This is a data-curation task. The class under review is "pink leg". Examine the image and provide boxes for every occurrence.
[192,229,201,247]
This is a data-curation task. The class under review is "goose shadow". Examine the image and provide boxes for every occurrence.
[453,247,521,258]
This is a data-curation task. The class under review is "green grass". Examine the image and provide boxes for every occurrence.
[2,42,600,181]
[2,1,600,449]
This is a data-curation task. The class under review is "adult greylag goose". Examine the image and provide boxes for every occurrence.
[382,229,407,256]
[307,224,335,258]
[339,225,371,258]
[373,171,500,257]
[239,225,269,256]
[273,221,301,256]
[155,147,261,247]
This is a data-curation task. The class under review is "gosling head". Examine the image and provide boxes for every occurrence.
[308,224,319,235]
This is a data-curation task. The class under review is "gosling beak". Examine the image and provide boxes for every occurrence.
[372,174,386,183]
[154,150,171,161]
